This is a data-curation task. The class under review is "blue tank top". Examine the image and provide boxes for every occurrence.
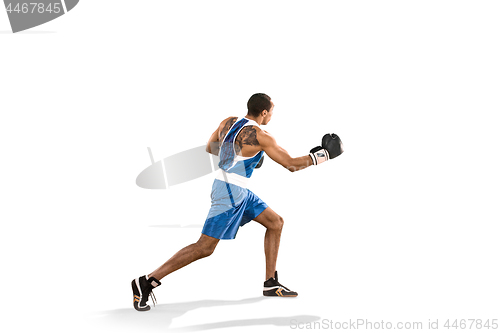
[218,117,263,180]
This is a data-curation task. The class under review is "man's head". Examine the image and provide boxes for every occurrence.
[247,93,274,125]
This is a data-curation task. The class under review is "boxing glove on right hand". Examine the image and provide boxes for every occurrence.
[322,133,343,159]
[309,133,344,165]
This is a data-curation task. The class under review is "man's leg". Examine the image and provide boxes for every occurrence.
[149,234,219,281]
[253,206,297,297]
[132,234,219,311]
[252,207,284,280]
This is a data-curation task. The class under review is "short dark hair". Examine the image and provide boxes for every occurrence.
[247,93,272,117]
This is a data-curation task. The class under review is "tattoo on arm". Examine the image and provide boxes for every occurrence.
[235,126,259,154]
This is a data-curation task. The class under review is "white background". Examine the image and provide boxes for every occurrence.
[1,1,499,332]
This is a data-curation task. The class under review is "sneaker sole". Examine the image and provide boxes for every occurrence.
[263,288,298,297]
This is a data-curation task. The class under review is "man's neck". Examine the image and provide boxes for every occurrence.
[244,114,263,125]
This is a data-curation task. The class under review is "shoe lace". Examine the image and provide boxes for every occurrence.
[149,290,157,307]
[142,285,157,307]
[277,281,291,291]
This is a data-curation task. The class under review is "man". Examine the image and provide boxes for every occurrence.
[132,93,343,311]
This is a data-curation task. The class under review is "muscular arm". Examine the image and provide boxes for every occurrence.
[206,116,237,156]
[258,130,313,172]
[206,127,220,156]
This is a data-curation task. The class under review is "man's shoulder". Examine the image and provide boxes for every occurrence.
[255,128,276,148]
[255,127,271,138]
[219,116,238,130]
[220,116,238,126]
[219,116,239,140]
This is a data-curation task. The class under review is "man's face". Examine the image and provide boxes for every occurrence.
[262,101,274,125]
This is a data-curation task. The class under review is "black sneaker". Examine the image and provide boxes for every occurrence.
[131,275,161,311]
[263,271,298,297]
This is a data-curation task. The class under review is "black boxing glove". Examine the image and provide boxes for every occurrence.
[309,133,344,165]
[255,155,264,169]
[322,133,343,159]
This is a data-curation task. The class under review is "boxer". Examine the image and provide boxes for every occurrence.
[132,93,343,311]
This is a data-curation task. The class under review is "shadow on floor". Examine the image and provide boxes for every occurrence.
[86,297,319,332]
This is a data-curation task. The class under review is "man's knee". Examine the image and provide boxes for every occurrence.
[201,244,216,258]
[270,215,284,231]
[278,215,284,230]
[196,239,217,258]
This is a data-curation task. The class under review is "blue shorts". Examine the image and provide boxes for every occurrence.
[202,179,268,240]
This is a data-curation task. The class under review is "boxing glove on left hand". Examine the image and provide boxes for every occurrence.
[255,155,264,169]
